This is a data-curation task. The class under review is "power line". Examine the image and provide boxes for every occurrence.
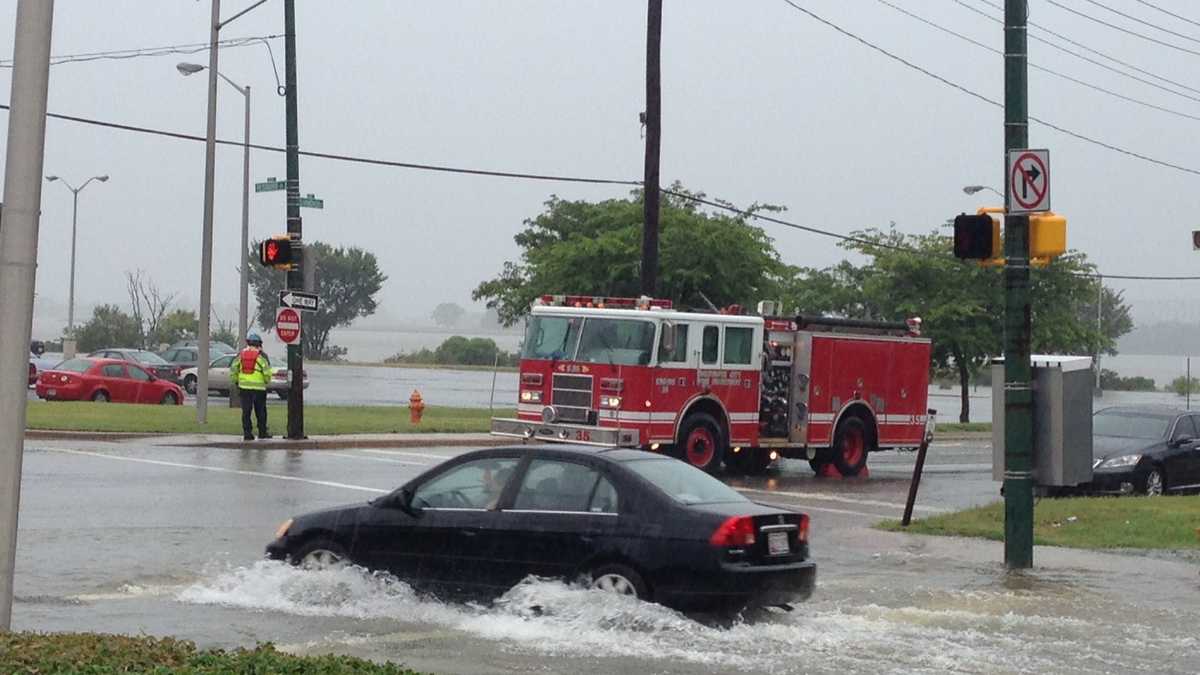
[1043,0,1200,58]
[0,35,281,68]
[961,0,1200,101]
[1134,0,1200,30]
[874,0,1200,122]
[778,0,1200,178]
[1076,0,1200,44]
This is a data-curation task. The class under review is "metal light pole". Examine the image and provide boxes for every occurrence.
[284,0,306,439]
[44,174,108,333]
[194,0,268,424]
[962,184,1004,200]
[177,62,251,349]
[0,0,55,631]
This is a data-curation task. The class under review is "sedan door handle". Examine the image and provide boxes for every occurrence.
[460,530,478,537]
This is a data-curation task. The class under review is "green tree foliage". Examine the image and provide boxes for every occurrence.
[785,228,1132,422]
[154,309,198,346]
[431,302,466,327]
[473,186,792,325]
[249,241,387,361]
[1168,375,1200,396]
[73,305,143,352]
[386,336,518,367]
[1099,369,1155,392]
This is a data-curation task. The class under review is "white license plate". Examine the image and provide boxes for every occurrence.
[47,389,56,397]
[767,531,789,556]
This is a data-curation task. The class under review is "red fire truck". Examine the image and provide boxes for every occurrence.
[491,295,934,476]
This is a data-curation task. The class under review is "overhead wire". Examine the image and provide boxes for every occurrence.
[0,35,282,68]
[960,0,1200,101]
[1042,0,1200,57]
[1133,0,1200,30]
[1075,0,1200,44]
[874,0,1200,122]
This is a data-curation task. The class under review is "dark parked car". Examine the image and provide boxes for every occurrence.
[88,348,181,384]
[166,339,236,355]
[1085,406,1200,496]
[35,358,185,404]
[160,346,232,390]
[266,445,815,613]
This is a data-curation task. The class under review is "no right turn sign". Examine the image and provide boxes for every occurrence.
[1007,149,1051,214]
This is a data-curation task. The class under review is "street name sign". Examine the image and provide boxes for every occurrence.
[297,193,324,209]
[279,289,319,312]
[255,176,286,193]
[276,307,302,344]
[1007,149,1050,214]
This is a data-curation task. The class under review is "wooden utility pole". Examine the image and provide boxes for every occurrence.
[641,0,662,296]
[284,0,305,439]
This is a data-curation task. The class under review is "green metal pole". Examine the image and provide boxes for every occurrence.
[1003,0,1033,569]
[284,0,305,439]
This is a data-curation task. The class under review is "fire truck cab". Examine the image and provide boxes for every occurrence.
[491,295,933,477]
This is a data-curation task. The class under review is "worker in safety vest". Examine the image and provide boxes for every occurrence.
[231,332,272,441]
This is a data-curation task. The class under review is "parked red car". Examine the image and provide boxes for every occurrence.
[35,358,185,405]
[28,361,37,387]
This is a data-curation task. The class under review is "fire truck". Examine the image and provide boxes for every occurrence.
[491,295,934,477]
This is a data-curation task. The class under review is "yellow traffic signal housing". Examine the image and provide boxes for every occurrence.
[974,207,1004,267]
[1029,211,1066,265]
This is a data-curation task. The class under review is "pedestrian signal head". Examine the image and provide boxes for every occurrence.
[953,213,999,260]
[258,236,295,269]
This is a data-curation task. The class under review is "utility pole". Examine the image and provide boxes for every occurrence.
[641,0,662,297]
[196,0,222,424]
[284,0,305,439]
[239,84,252,351]
[1002,0,1034,569]
[1095,275,1103,394]
[0,0,54,630]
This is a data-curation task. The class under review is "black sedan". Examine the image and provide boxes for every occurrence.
[266,445,815,613]
[1086,406,1200,496]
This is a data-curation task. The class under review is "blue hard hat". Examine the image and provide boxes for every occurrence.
[246,332,262,343]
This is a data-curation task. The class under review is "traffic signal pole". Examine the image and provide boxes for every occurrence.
[640,0,662,297]
[1003,0,1034,569]
[283,0,305,439]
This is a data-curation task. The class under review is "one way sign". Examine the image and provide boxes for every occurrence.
[279,289,320,312]
[1007,149,1050,214]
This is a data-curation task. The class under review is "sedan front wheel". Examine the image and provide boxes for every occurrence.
[1145,467,1165,496]
[293,539,348,571]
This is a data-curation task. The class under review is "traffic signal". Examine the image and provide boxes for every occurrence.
[1029,212,1066,265]
[259,236,295,269]
[953,213,999,260]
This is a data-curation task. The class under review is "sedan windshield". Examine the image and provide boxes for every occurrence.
[1093,411,1171,440]
[131,351,168,366]
[624,458,749,505]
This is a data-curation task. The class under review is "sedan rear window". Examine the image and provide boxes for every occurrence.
[624,458,748,505]
[56,359,93,373]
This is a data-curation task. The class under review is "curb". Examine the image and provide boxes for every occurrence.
[178,437,513,451]
[25,430,162,442]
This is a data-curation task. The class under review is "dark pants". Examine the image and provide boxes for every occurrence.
[240,388,269,437]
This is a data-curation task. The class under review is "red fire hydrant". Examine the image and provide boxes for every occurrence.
[409,389,425,425]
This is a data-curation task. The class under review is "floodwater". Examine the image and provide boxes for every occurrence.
[14,438,1200,674]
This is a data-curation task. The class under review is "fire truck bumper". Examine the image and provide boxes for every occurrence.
[490,417,640,447]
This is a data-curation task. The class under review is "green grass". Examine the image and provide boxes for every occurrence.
[26,401,510,435]
[0,632,421,674]
[935,422,992,433]
[878,496,1200,550]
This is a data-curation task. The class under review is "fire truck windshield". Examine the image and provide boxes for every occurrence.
[522,315,583,360]
[575,318,656,366]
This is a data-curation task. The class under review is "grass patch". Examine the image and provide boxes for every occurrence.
[936,422,991,433]
[879,495,1200,550]
[0,632,420,674]
[26,401,510,435]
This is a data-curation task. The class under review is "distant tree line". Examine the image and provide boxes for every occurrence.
[386,336,518,368]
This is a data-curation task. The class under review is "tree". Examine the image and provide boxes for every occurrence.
[125,269,176,349]
[248,241,387,360]
[74,305,143,353]
[155,309,198,346]
[431,302,466,328]
[473,185,792,326]
[786,227,1132,422]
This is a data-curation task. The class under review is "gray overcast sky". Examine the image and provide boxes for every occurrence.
[5,0,1200,338]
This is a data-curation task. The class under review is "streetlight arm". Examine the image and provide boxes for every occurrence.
[77,175,106,193]
[218,0,268,29]
[216,70,247,96]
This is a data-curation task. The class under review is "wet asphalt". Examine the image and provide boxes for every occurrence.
[11,437,1200,674]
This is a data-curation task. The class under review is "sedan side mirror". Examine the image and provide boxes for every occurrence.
[1171,435,1194,448]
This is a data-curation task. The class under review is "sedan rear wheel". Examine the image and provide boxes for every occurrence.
[91,390,110,403]
[589,563,647,599]
[1145,467,1165,496]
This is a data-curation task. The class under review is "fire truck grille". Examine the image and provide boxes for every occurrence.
[552,374,593,423]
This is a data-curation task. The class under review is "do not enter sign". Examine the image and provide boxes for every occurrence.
[276,307,301,344]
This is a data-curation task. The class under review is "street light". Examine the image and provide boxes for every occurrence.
[177,61,252,364]
[963,185,1004,199]
[45,174,110,334]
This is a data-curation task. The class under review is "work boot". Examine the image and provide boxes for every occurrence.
[258,433,273,440]
[243,434,254,441]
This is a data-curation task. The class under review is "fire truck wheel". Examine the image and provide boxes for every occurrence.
[678,413,726,474]
[832,416,870,477]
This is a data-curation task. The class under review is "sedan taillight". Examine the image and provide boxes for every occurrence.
[797,514,810,543]
[709,516,757,547]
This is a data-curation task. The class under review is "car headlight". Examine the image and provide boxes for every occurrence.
[1099,454,1141,469]
[520,390,542,403]
[274,518,293,539]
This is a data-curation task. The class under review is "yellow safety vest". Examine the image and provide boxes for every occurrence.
[231,348,271,391]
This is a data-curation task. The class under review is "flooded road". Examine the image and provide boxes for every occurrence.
[12,438,1200,674]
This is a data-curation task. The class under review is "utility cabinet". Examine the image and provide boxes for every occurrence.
[992,355,1094,487]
